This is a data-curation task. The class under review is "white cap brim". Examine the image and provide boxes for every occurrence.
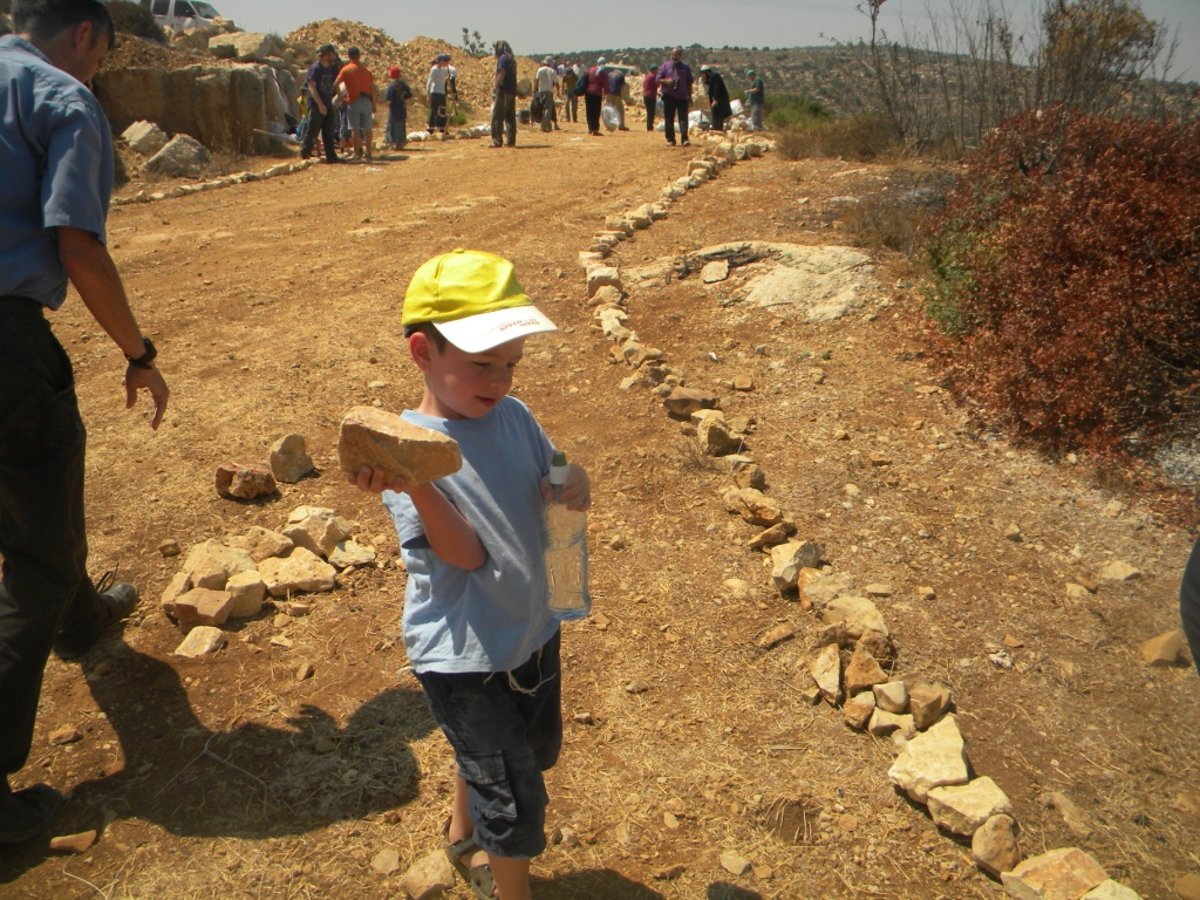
[433,305,557,353]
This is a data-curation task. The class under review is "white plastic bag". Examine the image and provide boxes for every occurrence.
[602,104,619,131]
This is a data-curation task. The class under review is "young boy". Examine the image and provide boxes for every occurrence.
[351,249,590,900]
[384,65,412,150]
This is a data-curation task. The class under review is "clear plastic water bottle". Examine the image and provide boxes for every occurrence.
[545,450,590,620]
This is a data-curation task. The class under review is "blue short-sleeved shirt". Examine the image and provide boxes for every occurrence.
[0,35,114,310]
[384,396,558,674]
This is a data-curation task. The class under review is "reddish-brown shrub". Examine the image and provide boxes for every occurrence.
[924,105,1200,456]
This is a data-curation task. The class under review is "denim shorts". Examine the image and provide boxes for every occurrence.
[416,630,562,859]
[347,95,373,131]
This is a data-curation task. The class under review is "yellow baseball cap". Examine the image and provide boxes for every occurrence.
[402,249,557,352]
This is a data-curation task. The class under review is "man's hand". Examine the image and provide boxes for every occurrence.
[125,364,169,429]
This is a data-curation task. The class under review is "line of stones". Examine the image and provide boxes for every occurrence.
[112,158,319,207]
[573,139,1141,899]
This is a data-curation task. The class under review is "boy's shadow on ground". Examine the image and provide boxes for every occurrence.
[1,641,435,882]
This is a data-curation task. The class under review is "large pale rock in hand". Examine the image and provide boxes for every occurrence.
[338,407,461,486]
[1000,847,1109,900]
[888,714,969,803]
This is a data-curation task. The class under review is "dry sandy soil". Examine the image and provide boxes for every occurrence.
[1,113,1197,900]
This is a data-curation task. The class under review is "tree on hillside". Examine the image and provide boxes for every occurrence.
[1037,0,1168,115]
[461,27,486,58]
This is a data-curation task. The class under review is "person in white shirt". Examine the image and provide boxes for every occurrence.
[534,57,558,132]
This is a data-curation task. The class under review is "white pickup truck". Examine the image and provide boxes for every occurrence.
[138,0,224,31]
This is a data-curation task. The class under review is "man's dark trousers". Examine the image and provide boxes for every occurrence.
[301,105,338,161]
[0,300,104,778]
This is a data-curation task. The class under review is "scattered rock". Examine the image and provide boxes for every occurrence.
[258,547,337,597]
[227,525,293,562]
[226,570,266,618]
[399,849,455,897]
[173,587,234,632]
[49,726,82,746]
[720,849,752,876]
[927,776,1013,836]
[182,539,256,590]
[1000,847,1109,900]
[702,260,730,283]
[810,643,842,705]
[872,680,908,714]
[173,626,227,657]
[723,487,784,528]
[800,571,855,609]
[49,830,97,853]
[1176,874,1200,900]
[1099,560,1141,582]
[694,410,744,456]
[663,386,720,418]
[842,691,876,731]
[337,406,462,486]
[586,266,622,297]
[159,570,193,618]
[214,462,277,500]
[269,433,315,483]
[887,714,970,803]
[844,641,889,693]
[283,506,353,559]
[370,847,400,876]
[821,595,888,640]
[864,583,893,597]
[868,709,915,738]
[1083,879,1142,899]
[144,133,211,178]
[1040,791,1093,838]
[755,622,795,649]
[122,120,168,155]
[329,538,377,569]
[770,541,822,594]
[157,539,182,557]
[908,681,952,730]
[1137,629,1185,666]
[972,813,1020,878]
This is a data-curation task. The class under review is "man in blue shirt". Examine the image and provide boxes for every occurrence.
[0,0,170,844]
[300,43,341,163]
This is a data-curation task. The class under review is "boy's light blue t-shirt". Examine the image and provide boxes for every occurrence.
[383,396,559,674]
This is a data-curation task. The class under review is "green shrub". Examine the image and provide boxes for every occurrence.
[763,93,831,130]
[777,111,903,161]
[106,0,165,43]
[925,105,1200,456]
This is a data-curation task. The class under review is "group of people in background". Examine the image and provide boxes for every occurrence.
[299,42,768,161]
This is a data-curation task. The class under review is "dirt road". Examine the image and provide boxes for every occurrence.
[2,122,1197,899]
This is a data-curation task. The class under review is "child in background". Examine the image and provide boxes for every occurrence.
[351,249,591,900]
[385,65,413,150]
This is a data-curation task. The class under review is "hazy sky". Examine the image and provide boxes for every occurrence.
[229,0,1199,83]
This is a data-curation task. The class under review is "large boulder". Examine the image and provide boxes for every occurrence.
[207,32,284,63]
[144,132,211,178]
[95,63,296,154]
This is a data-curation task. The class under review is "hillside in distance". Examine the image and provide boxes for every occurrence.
[535,43,1199,121]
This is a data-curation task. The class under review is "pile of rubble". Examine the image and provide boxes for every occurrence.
[282,22,541,115]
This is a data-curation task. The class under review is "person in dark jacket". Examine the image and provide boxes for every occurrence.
[699,65,732,133]
[1183,537,1200,676]
[490,40,517,147]
[656,47,693,146]
[582,56,609,136]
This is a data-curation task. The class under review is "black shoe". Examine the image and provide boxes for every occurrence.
[0,783,64,844]
[53,578,139,660]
